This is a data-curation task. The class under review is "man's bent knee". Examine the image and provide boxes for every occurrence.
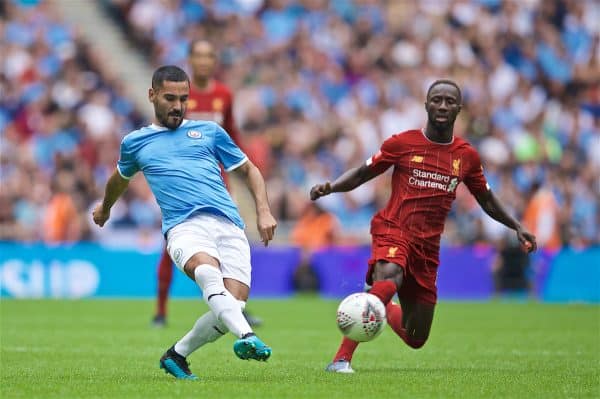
[224,278,250,302]
[183,252,219,279]
[372,261,404,288]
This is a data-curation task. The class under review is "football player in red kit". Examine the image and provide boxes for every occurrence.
[153,40,262,327]
[310,80,537,373]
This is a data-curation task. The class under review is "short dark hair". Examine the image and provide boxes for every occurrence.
[426,79,462,103]
[188,38,214,56]
[151,65,189,89]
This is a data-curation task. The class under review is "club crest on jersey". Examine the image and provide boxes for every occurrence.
[452,159,461,176]
[187,130,202,139]
[387,247,398,257]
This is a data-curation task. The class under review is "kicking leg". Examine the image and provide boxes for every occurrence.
[161,286,252,379]
[160,252,249,380]
[327,261,404,372]
[172,284,251,358]
[184,255,271,361]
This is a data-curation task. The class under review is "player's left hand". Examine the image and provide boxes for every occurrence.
[257,211,277,246]
[516,227,537,253]
[92,203,110,227]
[310,182,332,201]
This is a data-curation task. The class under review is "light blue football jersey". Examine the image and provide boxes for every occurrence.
[117,120,247,234]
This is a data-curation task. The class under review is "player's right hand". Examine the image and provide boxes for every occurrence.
[257,211,277,247]
[516,227,537,253]
[92,203,110,227]
[310,182,332,201]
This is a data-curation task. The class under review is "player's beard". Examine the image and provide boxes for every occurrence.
[158,110,184,130]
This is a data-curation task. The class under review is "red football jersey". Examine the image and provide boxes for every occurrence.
[185,80,241,146]
[367,129,489,248]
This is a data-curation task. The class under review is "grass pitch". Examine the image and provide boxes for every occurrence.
[1,297,598,399]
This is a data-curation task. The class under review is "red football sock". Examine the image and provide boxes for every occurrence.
[332,336,359,362]
[386,301,408,341]
[386,302,427,349]
[156,248,173,317]
[369,280,397,305]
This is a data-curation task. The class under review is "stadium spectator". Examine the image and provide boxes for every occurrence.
[290,202,340,251]
[522,180,562,251]
[43,167,81,244]
[290,201,340,291]
[492,232,532,297]
[1,0,147,244]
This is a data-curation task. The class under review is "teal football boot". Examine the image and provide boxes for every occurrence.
[233,333,272,361]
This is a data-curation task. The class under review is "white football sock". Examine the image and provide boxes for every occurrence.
[174,311,228,357]
[193,264,252,338]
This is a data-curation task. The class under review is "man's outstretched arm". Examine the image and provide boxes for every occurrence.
[92,169,130,227]
[310,163,384,201]
[475,190,537,252]
[232,159,277,246]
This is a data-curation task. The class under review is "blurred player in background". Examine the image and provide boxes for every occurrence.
[152,39,263,328]
[93,66,276,379]
[310,80,537,373]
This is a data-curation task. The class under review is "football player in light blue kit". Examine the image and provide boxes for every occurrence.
[93,65,276,380]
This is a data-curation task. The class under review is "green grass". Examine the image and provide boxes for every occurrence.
[1,297,599,399]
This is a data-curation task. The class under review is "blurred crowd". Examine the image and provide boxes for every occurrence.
[2,0,599,250]
[0,0,151,245]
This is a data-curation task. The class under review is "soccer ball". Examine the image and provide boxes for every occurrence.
[336,293,386,342]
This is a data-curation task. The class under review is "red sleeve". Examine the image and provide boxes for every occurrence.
[463,146,490,196]
[366,134,403,174]
[223,90,242,148]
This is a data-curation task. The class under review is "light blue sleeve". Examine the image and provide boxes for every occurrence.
[116,136,139,179]
[214,124,247,172]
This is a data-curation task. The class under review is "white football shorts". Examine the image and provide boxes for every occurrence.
[166,213,252,287]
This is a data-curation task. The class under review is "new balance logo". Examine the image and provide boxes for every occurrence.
[213,325,226,335]
[207,291,226,301]
[411,155,424,163]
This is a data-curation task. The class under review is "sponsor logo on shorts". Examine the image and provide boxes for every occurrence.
[173,248,183,264]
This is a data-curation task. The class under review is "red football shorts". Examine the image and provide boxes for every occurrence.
[366,235,439,305]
